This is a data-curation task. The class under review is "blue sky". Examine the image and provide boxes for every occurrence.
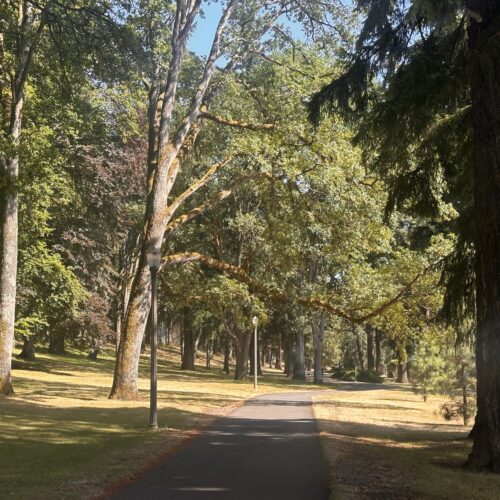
[188,2,304,56]
[188,3,223,56]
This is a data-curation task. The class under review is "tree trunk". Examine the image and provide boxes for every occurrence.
[223,334,230,374]
[108,0,237,401]
[181,313,196,371]
[312,312,326,384]
[366,326,375,371]
[292,329,306,381]
[48,329,65,355]
[275,335,282,369]
[466,0,500,472]
[115,312,121,352]
[284,344,293,377]
[355,329,365,370]
[396,362,408,383]
[17,337,35,361]
[205,333,211,370]
[0,82,20,397]
[375,329,384,374]
[88,347,100,360]
[109,261,151,400]
[234,332,251,380]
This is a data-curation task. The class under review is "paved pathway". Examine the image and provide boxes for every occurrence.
[112,392,330,500]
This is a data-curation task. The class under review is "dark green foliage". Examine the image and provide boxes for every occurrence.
[309,0,476,325]
[356,369,384,383]
[331,367,384,383]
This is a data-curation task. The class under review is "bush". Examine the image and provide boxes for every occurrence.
[331,368,356,381]
[331,368,384,383]
[356,369,384,383]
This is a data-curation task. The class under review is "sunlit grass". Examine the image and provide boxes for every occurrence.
[314,383,500,499]
[3,344,321,499]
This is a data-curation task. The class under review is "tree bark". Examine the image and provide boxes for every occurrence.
[375,329,384,374]
[284,344,293,377]
[355,329,365,370]
[234,332,251,380]
[48,329,65,355]
[275,334,282,369]
[181,312,196,371]
[396,362,408,383]
[366,325,375,371]
[292,329,306,381]
[17,337,35,361]
[312,312,326,384]
[88,347,100,360]
[109,1,238,400]
[223,333,231,374]
[205,333,212,370]
[466,0,500,471]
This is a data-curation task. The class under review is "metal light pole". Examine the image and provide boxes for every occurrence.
[146,246,161,429]
[252,316,258,390]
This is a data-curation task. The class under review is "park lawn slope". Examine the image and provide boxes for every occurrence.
[2,345,320,499]
[313,382,500,499]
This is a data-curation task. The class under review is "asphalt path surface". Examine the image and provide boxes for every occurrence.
[112,391,330,500]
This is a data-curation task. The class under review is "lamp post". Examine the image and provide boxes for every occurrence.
[146,246,161,429]
[252,316,258,390]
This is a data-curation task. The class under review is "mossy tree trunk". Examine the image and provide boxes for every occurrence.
[109,0,238,400]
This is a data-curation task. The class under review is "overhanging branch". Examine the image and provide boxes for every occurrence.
[200,111,275,131]
[161,252,437,324]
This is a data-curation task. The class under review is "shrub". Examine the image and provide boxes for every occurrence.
[331,368,383,383]
[356,369,384,383]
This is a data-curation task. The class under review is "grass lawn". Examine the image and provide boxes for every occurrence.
[2,345,320,499]
[314,382,500,499]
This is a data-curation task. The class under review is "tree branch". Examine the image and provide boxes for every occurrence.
[161,252,443,325]
[164,190,232,239]
[199,110,275,131]
[161,155,233,224]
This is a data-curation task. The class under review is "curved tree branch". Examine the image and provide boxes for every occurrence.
[199,111,275,131]
[161,252,443,325]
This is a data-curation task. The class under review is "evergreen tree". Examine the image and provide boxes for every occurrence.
[310,0,500,471]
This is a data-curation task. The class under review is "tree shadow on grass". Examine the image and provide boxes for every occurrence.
[325,380,407,392]
[1,387,231,499]
[316,418,500,499]
[316,400,424,412]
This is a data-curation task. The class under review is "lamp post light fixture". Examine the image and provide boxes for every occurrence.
[146,246,161,429]
[252,315,258,390]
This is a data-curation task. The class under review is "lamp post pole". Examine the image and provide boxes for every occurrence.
[146,246,161,430]
[149,265,158,429]
[252,316,258,390]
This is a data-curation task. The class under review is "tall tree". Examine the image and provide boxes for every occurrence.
[310,0,500,471]
[110,0,351,398]
[0,1,48,394]
[0,0,130,394]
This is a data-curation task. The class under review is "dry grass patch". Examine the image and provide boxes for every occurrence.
[313,382,500,499]
[2,345,321,499]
